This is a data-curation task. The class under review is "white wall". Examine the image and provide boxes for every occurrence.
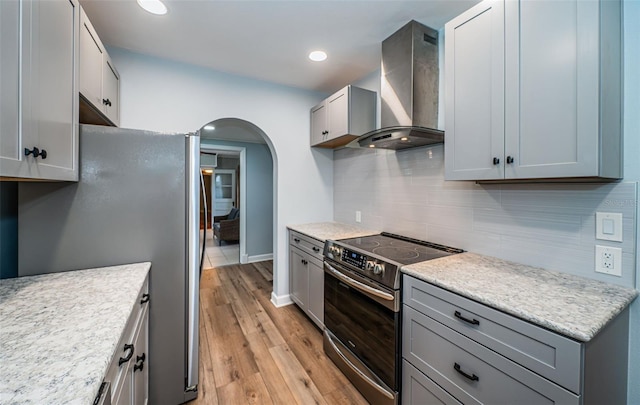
[345,1,640,400]
[108,47,333,305]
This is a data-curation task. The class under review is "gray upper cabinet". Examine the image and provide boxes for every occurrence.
[79,6,120,127]
[310,85,376,149]
[0,0,79,182]
[444,0,622,181]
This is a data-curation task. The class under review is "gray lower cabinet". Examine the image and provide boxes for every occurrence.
[289,230,324,329]
[402,275,629,404]
[101,276,150,405]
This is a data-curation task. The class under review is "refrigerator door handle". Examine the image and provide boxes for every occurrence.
[199,169,207,275]
[186,133,200,393]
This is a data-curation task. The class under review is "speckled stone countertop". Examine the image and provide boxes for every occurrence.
[0,263,150,405]
[287,221,379,242]
[402,253,638,342]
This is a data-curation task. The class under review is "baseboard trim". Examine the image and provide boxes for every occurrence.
[271,292,293,308]
[247,253,274,263]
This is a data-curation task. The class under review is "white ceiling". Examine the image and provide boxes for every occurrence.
[78,0,480,94]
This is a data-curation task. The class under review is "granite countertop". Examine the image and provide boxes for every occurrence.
[0,263,151,405]
[402,252,638,342]
[287,221,379,242]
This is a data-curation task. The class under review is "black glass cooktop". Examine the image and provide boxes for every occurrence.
[339,232,463,266]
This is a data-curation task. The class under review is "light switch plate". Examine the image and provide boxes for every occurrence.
[355,210,362,223]
[596,212,623,242]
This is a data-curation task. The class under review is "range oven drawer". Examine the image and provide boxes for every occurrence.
[402,306,580,405]
[402,275,581,393]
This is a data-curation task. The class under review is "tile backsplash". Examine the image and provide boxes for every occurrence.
[334,145,637,288]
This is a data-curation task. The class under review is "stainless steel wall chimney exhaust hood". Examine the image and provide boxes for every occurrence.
[348,20,443,151]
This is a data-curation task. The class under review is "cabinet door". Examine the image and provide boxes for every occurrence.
[444,0,504,181]
[20,0,79,181]
[310,102,326,146]
[307,257,324,328]
[79,7,103,110]
[290,248,308,309]
[133,310,148,405]
[103,57,120,126]
[0,0,22,176]
[327,87,348,141]
[114,364,133,405]
[504,0,599,179]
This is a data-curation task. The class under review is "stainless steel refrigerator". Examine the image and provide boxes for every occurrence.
[17,124,205,404]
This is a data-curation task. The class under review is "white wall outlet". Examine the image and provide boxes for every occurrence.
[595,212,623,242]
[355,210,362,223]
[595,245,622,276]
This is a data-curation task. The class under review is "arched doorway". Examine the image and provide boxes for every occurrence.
[198,118,277,281]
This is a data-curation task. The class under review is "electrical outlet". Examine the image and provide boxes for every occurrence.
[595,245,622,276]
[355,210,362,223]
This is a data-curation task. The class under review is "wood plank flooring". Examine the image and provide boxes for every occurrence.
[193,261,368,405]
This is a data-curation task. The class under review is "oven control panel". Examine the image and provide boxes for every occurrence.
[339,249,386,276]
[341,248,367,268]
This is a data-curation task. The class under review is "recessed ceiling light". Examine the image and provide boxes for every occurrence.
[309,50,327,62]
[369,144,376,148]
[137,0,167,15]
[204,125,215,131]
[400,137,408,141]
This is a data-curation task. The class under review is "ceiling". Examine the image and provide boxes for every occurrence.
[78,0,480,94]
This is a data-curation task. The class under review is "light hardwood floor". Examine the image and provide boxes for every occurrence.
[193,261,368,405]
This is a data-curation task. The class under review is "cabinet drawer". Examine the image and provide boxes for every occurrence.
[289,231,324,261]
[104,275,149,402]
[403,276,581,393]
[402,360,462,405]
[403,306,579,405]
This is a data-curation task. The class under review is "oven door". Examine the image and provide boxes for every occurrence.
[323,259,400,401]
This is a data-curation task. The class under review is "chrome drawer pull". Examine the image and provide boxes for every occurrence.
[454,310,480,326]
[454,362,479,382]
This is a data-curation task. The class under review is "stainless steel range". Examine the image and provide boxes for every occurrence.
[323,232,463,405]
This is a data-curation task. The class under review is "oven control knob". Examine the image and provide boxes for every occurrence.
[365,260,375,271]
[373,263,384,275]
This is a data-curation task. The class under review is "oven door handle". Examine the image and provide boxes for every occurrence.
[325,331,396,401]
[324,262,394,301]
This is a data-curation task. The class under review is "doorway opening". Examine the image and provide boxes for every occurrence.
[198,118,275,277]
[200,147,242,267]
